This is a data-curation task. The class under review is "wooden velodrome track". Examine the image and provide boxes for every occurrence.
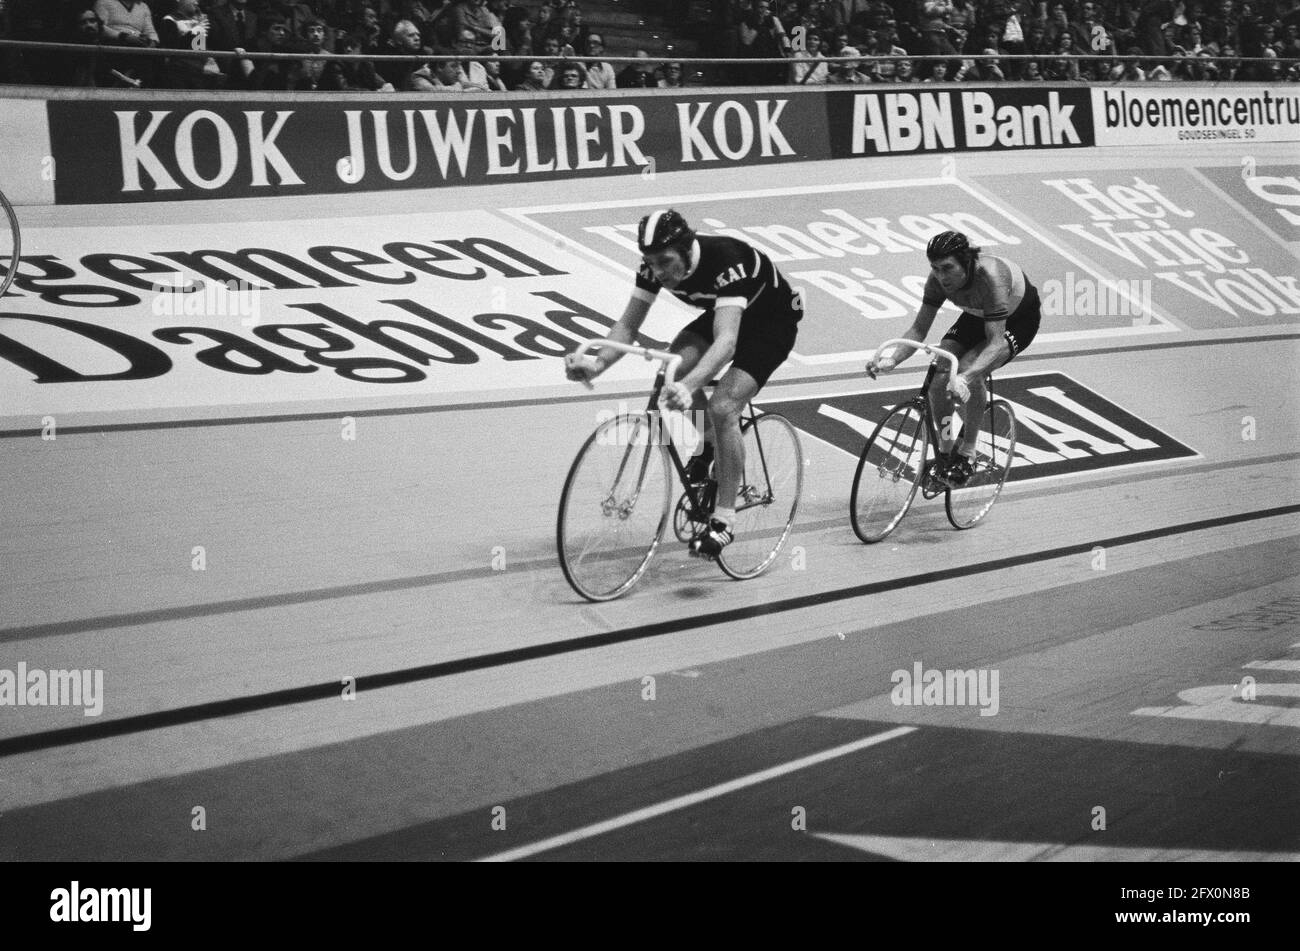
[2,143,1298,862]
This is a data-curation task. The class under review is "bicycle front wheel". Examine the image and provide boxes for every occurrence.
[717,413,803,580]
[0,189,19,299]
[557,413,672,601]
[946,398,1017,530]
[850,402,928,544]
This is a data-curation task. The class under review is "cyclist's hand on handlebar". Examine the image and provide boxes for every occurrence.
[866,355,897,380]
[564,352,601,383]
[659,380,693,412]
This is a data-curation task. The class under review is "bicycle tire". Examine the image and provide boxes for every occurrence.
[557,413,672,601]
[850,401,929,544]
[716,413,803,580]
[945,398,1017,530]
[0,189,19,299]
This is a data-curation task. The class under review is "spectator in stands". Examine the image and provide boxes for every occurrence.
[537,35,562,84]
[209,0,259,87]
[1000,2,1028,72]
[333,32,395,90]
[482,56,509,91]
[923,59,950,80]
[533,1,559,49]
[948,0,977,33]
[1281,23,1300,56]
[917,18,958,78]
[658,60,687,86]
[160,0,225,88]
[376,19,428,89]
[1113,44,1148,77]
[1022,58,1045,78]
[453,27,490,88]
[450,0,501,53]
[264,0,317,41]
[825,0,873,32]
[974,46,1007,78]
[789,28,830,82]
[257,17,299,89]
[1216,44,1241,78]
[429,56,469,89]
[826,44,870,80]
[500,11,533,85]
[1043,32,1083,77]
[353,5,385,53]
[1145,51,1175,78]
[550,59,588,89]
[65,8,119,87]
[894,57,917,81]
[1024,19,1050,57]
[617,49,657,87]
[583,33,617,89]
[1256,44,1284,78]
[95,0,159,47]
[737,0,791,84]
[872,26,910,80]
[562,4,592,56]
[288,17,334,89]
[1044,2,1073,46]
[514,59,549,90]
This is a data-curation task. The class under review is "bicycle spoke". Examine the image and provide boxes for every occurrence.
[557,415,671,601]
[717,414,803,580]
[946,399,1017,530]
[851,403,928,543]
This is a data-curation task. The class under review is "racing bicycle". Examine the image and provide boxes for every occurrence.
[557,339,803,601]
[850,338,1017,543]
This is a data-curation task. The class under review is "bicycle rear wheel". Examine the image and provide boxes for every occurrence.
[0,189,19,298]
[717,413,803,580]
[850,401,928,543]
[557,413,672,601]
[945,398,1017,530]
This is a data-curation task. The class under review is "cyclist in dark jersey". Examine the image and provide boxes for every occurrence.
[866,230,1042,485]
[564,208,804,558]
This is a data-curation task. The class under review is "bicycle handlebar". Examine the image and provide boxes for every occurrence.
[573,338,684,392]
[870,338,960,376]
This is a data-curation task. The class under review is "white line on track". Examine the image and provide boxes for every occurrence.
[476,725,917,862]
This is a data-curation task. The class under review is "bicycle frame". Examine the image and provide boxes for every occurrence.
[869,337,1003,490]
[572,338,776,525]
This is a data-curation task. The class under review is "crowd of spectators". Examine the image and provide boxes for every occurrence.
[1,0,1297,89]
[712,0,1300,82]
[0,0,694,89]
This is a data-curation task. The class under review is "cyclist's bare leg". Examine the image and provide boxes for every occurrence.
[927,338,967,455]
[707,366,760,518]
[668,328,711,448]
[954,341,1012,457]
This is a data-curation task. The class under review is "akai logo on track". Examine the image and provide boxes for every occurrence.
[759,372,1196,481]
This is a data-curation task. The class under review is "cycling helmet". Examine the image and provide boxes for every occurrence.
[637,209,694,255]
[926,230,972,262]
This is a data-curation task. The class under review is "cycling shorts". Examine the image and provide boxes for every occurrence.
[941,280,1041,362]
[678,309,799,388]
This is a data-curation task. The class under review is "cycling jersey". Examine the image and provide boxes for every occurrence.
[633,234,802,388]
[633,235,803,327]
[922,254,1026,321]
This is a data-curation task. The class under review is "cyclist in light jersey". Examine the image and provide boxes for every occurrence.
[866,230,1042,485]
